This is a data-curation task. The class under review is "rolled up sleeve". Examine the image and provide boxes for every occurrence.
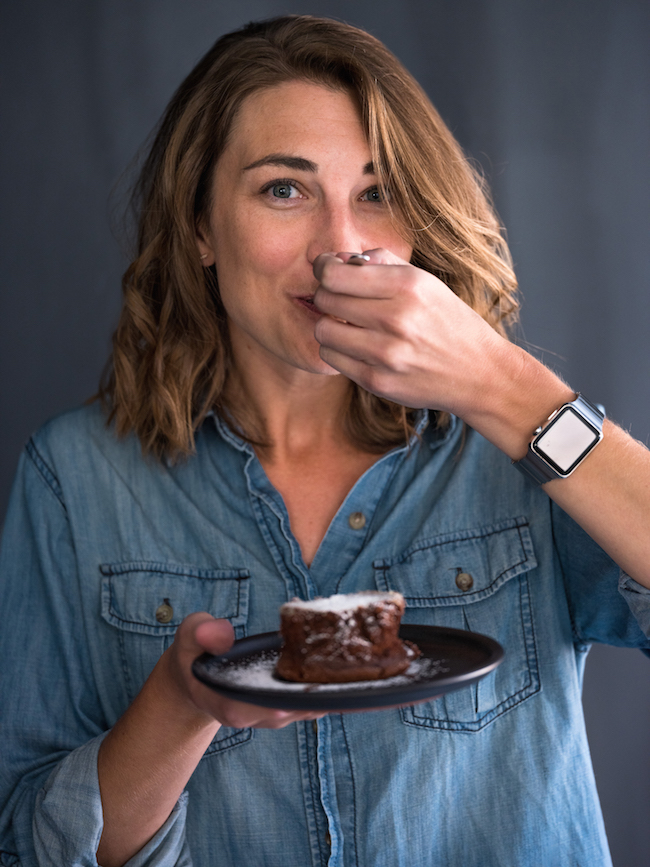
[34,736,189,866]
[0,445,191,866]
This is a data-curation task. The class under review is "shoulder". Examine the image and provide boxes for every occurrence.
[30,401,120,454]
[26,402,144,485]
[32,401,111,444]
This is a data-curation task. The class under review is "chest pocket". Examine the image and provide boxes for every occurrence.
[374,517,539,733]
[100,561,252,754]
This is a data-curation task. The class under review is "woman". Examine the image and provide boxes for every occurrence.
[1,15,649,867]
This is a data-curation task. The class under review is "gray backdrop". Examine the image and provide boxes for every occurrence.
[1,1,649,864]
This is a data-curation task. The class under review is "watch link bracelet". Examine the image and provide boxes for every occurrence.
[514,393,606,486]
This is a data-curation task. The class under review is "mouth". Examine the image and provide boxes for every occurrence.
[294,295,320,315]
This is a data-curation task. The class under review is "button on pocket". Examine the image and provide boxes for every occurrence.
[100,561,252,754]
[455,571,474,592]
[374,517,539,732]
[155,600,174,623]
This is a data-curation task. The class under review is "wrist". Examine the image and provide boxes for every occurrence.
[514,394,605,485]
[151,645,220,730]
[460,340,574,460]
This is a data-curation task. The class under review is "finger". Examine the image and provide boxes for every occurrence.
[315,319,420,396]
[313,249,407,289]
[312,252,345,283]
[211,698,292,729]
[314,302,420,365]
[316,325,390,382]
[315,261,412,303]
[214,701,326,730]
[258,709,328,727]
[313,286,389,328]
[193,617,235,655]
[314,314,390,362]
[318,344,423,407]
[317,345,385,394]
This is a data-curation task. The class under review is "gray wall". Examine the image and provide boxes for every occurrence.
[1,1,648,863]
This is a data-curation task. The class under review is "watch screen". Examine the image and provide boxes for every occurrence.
[534,407,600,474]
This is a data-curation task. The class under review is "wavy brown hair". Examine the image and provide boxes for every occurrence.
[100,15,519,459]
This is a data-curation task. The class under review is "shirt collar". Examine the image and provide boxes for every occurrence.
[208,406,458,453]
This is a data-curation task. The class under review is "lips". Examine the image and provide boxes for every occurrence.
[295,295,320,314]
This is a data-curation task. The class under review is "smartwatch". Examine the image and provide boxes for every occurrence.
[514,393,605,486]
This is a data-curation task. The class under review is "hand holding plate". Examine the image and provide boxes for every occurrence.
[167,613,326,729]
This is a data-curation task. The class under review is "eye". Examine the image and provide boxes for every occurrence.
[361,186,385,203]
[261,179,301,200]
[271,182,295,198]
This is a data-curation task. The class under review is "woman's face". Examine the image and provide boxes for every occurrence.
[198,80,412,378]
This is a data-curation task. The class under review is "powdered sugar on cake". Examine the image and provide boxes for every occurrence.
[283,591,403,614]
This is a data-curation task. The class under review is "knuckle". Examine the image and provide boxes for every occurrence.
[216,708,242,727]
[313,317,329,343]
[313,288,332,314]
[381,341,404,371]
[382,308,409,338]
[319,257,340,285]
[358,366,383,396]
[399,268,420,297]
[267,712,293,729]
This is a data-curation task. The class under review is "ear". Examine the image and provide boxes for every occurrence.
[196,226,216,267]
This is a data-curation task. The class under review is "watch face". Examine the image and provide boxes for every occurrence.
[533,406,601,475]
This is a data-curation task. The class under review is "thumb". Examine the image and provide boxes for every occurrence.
[177,612,235,656]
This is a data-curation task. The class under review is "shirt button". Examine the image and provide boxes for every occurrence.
[348,511,366,530]
[455,572,474,592]
[155,601,174,623]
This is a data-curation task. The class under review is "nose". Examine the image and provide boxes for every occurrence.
[306,201,367,265]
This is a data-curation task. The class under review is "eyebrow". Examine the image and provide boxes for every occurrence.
[242,153,375,175]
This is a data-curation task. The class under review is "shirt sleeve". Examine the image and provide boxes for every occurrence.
[618,572,650,650]
[550,499,650,650]
[34,736,190,867]
[0,443,191,867]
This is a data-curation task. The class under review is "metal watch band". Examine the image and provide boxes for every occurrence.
[514,394,606,486]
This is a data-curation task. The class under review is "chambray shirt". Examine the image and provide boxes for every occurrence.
[1,403,649,867]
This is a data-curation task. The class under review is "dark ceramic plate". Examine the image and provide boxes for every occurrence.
[192,624,504,711]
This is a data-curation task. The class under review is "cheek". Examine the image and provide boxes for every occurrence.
[214,213,301,293]
[382,225,413,263]
[359,211,412,262]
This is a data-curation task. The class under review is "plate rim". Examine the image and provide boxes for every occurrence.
[191,624,504,711]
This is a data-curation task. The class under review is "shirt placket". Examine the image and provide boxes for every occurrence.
[212,412,431,867]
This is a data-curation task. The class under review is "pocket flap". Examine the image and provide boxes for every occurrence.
[100,561,250,635]
[374,517,536,608]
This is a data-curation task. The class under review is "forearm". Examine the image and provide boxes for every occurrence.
[463,341,650,589]
[96,613,317,867]
[96,649,219,867]
[313,247,650,589]
[543,421,650,588]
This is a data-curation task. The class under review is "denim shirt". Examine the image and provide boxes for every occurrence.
[1,403,649,867]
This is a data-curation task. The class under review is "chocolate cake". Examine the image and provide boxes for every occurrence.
[275,590,419,683]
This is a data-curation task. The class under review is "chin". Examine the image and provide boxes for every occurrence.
[282,336,340,377]
[293,354,341,377]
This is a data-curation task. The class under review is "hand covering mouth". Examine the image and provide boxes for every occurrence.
[295,295,347,323]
